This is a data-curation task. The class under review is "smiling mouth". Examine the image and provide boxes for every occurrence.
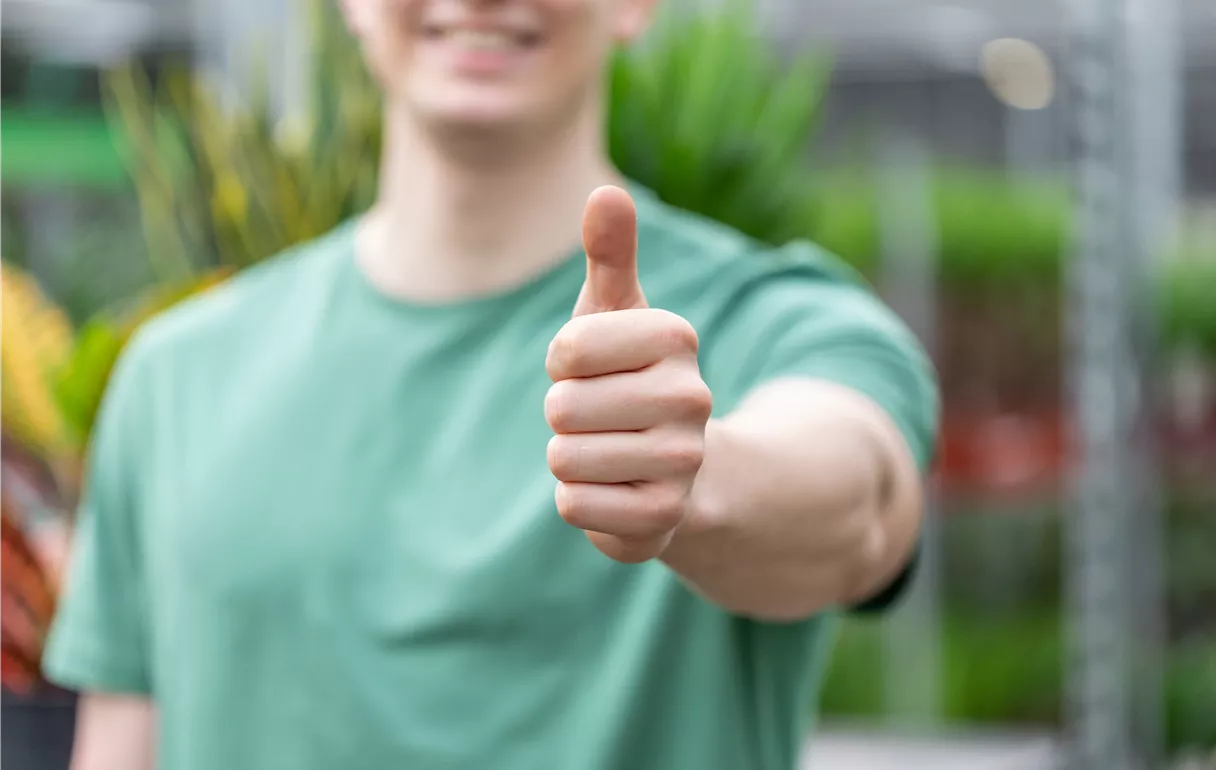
[421,25,545,51]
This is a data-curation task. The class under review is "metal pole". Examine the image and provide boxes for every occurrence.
[1124,0,1176,764]
[878,131,943,728]
[1064,0,1164,767]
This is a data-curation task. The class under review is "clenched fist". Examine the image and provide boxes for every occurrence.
[545,186,714,563]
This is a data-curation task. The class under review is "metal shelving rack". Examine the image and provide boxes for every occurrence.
[1064,0,1170,768]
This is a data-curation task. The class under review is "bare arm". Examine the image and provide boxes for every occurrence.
[662,377,925,622]
[70,693,157,770]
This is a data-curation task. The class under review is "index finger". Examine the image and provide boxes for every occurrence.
[546,309,699,381]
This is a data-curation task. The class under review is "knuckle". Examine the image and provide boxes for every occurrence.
[546,436,580,480]
[656,311,699,354]
[656,436,705,475]
[688,379,714,420]
[644,487,687,532]
[547,324,589,379]
[669,376,713,421]
[554,482,585,527]
[544,382,578,433]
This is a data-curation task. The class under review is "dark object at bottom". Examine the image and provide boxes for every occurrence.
[2,688,77,770]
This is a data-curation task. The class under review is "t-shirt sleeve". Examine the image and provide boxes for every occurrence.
[701,243,941,611]
[42,338,155,695]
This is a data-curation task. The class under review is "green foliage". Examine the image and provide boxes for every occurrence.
[821,612,1216,751]
[53,269,232,445]
[812,166,1073,285]
[1161,254,1216,361]
[607,0,830,246]
[102,0,380,280]
[1167,641,1216,752]
[824,494,1216,753]
[51,319,128,447]
[101,0,827,276]
[0,263,75,462]
[1,192,153,325]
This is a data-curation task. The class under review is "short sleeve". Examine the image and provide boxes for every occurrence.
[700,243,941,611]
[42,337,155,694]
[703,244,940,472]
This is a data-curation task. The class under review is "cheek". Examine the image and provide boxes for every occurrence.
[352,3,414,82]
[552,0,646,44]
[347,0,401,36]
[544,3,616,73]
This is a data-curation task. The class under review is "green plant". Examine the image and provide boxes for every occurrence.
[103,0,380,280]
[2,190,155,325]
[1,264,77,694]
[1167,640,1216,752]
[0,262,227,693]
[0,264,77,467]
[823,491,1216,752]
[2,491,61,695]
[811,165,1073,286]
[101,0,832,281]
[53,268,233,445]
[607,0,831,246]
[820,611,1216,752]
[1161,254,1216,362]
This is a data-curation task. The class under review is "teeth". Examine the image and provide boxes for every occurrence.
[449,30,515,51]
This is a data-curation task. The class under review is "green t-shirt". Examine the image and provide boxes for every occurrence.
[45,187,938,770]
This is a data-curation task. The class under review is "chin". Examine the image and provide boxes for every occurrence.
[409,85,550,135]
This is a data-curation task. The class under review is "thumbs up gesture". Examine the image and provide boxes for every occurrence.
[545,186,714,563]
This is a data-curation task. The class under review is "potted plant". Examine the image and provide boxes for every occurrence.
[1,261,82,770]
[2,466,78,770]
[0,260,225,769]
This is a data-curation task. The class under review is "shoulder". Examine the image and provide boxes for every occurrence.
[634,190,761,266]
[633,188,889,332]
[633,187,869,299]
[124,222,355,374]
[636,194,940,466]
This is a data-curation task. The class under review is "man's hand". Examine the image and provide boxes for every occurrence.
[544,186,713,563]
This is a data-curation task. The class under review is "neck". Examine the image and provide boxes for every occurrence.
[357,98,623,303]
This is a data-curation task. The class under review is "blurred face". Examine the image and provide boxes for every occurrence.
[344,0,654,134]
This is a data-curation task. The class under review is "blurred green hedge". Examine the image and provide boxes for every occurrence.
[1161,255,1216,360]
[821,612,1216,752]
[810,166,1073,286]
[821,492,1216,754]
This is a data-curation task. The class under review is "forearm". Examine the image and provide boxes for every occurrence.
[71,693,157,770]
[661,378,924,622]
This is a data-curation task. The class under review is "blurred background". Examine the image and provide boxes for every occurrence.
[1,0,1213,768]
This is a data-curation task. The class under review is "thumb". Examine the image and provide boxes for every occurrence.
[573,185,647,316]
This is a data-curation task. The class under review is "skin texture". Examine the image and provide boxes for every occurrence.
[70,0,926,765]
[69,694,156,770]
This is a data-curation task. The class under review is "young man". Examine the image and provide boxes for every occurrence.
[45,0,939,768]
